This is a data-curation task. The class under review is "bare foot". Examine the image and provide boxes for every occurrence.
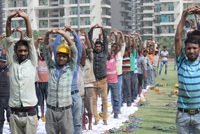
[119,110,122,114]
[94,120,99,125]
[82,126,86,130]
[111,110,114,115]
[103,120,108,125]
[88,125,93,130]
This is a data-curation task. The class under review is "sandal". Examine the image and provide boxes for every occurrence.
[153,125,162,130]
[121,128,134,132]
[109,127,121,133]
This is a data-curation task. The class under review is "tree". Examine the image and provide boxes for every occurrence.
[159,37,175,58]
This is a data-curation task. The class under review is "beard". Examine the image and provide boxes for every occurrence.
[186,53,198,62]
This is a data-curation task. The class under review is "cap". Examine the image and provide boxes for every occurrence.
[0,54,7,62]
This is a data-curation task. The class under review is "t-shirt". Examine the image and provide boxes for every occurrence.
[137,56,145,74]
[38,58,49,82]
[176,49,200,109]
[122,53,131,72]
[161,51,168,61]
[130,49,136,71]
[107,55,118,83]
[147,48,155,64]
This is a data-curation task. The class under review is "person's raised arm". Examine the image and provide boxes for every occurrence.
[65,26,82,65]
[97,24,108,54]
[56,29,77,70]
[19,9,37,66]
[175,8,192,58]
[6,9,18,37]
[18,9,32,38]
[108,31,114,50]
[88,24,97,49]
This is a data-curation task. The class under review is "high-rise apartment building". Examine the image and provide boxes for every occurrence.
[110,0,132,34]
[3,0,112,39]
[132,0,200,41]
[0,1,5,34]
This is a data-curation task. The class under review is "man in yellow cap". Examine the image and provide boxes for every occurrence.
[43,28,77,134]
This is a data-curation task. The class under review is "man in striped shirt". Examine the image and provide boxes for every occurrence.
[122,35,132,107]
[175,6,200,134]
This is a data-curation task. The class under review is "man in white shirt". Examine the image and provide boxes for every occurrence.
[5,9,38,134]
[159,46,168,75]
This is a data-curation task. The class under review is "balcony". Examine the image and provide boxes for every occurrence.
[101,0,111,5]
[70,0,90,4]
[101,11,111,16]
[6,1,27,8]
[102,22,111,26]
[70,10,90,15]
[39,0,48,6]
[125,26,132,29]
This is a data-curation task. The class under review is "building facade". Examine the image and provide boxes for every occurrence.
[110,0,132,34]
[3,0,112,39]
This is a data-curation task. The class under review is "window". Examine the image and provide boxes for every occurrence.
[85,0,90,3]
[12,20,17,28]
[155,4,161,12]
[72,7,78,15]
[72,18,78,25]
[85,17,90,25]
[85,7,90,14]
[168,3,174,11]
[168,25,174,33]
[23,0,27,6]
[60,19,65,27]
[60,9,64,17]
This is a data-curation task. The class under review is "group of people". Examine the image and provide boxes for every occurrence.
[1,5,200,134]
[0,9,167,134]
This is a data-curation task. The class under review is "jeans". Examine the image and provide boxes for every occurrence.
[71,92,82,134]
[174,58,177,70]
[153,66,158,84]
[147,66,153,85]
[108,83,119,118]
[122,72,131,105]
[176,110,200,134]
[131,72,138,100]
[143,72,147,89]
[0,97,11,134]
[159,61,168,75]
[118,75,122,111]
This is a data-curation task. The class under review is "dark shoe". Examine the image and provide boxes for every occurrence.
[127,103,131,107]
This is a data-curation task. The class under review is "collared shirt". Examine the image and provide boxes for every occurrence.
[6,36,38,108]
[43,43,77,107]
[88,28,108,79]
[153,48,160,67]
[84,48,95,87]
[109,42,126,76]
[107,55,118,83]
[161,50,168,61]
[52,32,82,92]
[177,49,200,109]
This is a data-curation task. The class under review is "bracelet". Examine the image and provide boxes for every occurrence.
[7,19,11,23]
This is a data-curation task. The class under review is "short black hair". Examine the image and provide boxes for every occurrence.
[14,40,28,52]
[144,50,148,53]
[185,36,200,47]
[95,40,103,47]
[187,30,200,38]
[163,46,166,48]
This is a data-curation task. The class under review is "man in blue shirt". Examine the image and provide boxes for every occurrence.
[175,6,200,134]
[52,26,82,134]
